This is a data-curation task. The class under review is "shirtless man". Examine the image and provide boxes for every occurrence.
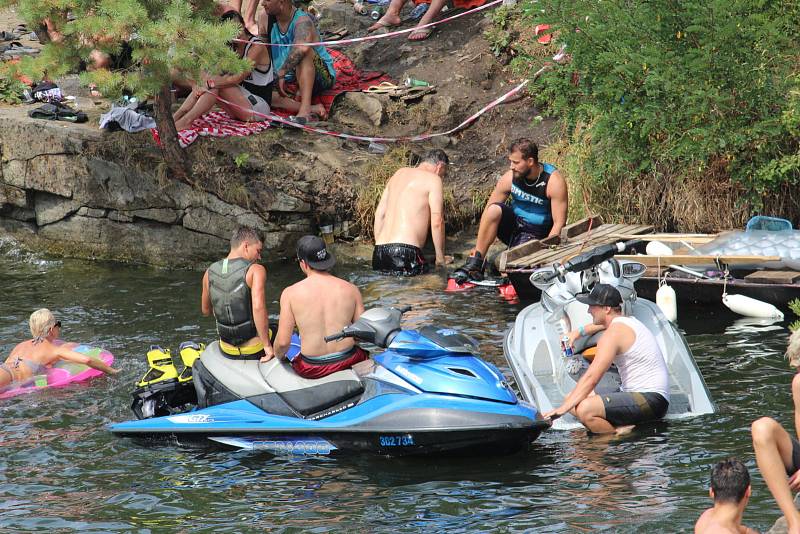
[453,138,568,283]
[751,328,800,534]
[273,235,369,378]
[372,149,448,276]
[201,226,275,361]
[542,284,670,434]
[1,309,119,391]
[694,458,757,534]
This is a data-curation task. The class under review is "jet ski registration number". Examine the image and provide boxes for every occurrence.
[379,435,414,447]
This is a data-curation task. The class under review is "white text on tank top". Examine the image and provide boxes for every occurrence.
[611,316,670,401]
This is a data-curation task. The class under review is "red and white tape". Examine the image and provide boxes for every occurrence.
[234,0,504,48]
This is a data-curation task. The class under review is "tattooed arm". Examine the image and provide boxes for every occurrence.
[276,15,317,78]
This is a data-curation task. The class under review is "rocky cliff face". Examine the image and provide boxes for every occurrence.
[0,107,322,267]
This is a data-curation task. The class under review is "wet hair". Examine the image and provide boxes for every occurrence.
[29,308,56,339]
[509,138,539,163]
[421,149,449,166]
[710,458,750,504]
[230,226,262,249]
[787,328,800,368]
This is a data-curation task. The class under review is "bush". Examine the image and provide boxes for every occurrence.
[0,66,28,104]
[512,0,800,217]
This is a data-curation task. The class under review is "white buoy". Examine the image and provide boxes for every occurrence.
[656,283,678,322]
[722,293,784,320]
[646,240,673,256]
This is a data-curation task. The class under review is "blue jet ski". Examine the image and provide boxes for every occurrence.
[110,307,547,456]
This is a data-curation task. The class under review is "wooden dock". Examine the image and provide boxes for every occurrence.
[499,216,655,271]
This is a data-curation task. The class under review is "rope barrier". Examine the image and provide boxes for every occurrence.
[234,0,504,48]
[207,65,550,143]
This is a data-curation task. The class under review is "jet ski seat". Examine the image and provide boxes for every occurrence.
[261,360,364,418]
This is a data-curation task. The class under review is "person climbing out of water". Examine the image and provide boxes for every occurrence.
[173,11,274,131]
[694,458,757,534]
[542,284,670,434]
[1,309,119,391]
[372,149,450,276]
[201,225,275,362]
[451,138,568,283]
[750,328,800,534]
[272,235,370,378]
[262,0,334,125]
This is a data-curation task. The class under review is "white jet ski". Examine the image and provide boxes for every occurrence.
[503,241,715,430]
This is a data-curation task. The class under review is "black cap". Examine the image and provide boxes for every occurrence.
[575,283,622,307]
[297,235,336,271]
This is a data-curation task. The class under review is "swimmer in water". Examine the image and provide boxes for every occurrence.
[1,308,120,390]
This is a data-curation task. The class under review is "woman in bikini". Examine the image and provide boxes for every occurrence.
[0,309,119,391]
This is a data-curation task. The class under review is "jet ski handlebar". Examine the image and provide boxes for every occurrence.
[324,306,411,346]
[536,240,642,284]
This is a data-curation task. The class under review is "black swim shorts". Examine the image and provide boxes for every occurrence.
[494,202,552,248]
[789,437,800,476]
[372,243,427,276]
[601,391,669,427]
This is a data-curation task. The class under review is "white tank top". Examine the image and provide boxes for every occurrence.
[611,316,670,401]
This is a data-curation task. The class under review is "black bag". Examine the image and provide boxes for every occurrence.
[31,81,62,103]
[28,102,88,123]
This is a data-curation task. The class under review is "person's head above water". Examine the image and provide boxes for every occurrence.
[29,308,60,340]
[296,235,336,272]
[709,458,751,504]
[230,226,263,261]
[419,149,449,178]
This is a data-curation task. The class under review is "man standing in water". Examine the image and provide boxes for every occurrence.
[201,226,275,361]
[750,328,800,534]
[452,138,568,282]
[372,149,448,276]
[694,458,757,534]
[273,235,369,378]
[542,284,670,434]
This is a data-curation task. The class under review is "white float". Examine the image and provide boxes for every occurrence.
[722,293,784,320]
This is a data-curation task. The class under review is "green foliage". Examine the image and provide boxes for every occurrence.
[512,0,800,209]
[790,298,800,332]
[0,66,27,104]
[7,0,251,100]
[233,152,250,168]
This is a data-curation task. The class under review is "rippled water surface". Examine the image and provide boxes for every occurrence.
[0,239,796,532]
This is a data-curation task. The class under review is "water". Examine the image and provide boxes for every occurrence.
[0,238,796,532]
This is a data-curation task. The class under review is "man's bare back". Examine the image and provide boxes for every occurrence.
[375,166,443,249]
[278,272,364,357]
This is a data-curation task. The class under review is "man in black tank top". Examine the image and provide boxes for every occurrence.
[201,226,275,361]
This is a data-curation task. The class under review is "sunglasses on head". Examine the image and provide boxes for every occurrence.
[53,321,61,329]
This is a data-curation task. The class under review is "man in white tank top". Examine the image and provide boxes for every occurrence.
[543,283,670,434]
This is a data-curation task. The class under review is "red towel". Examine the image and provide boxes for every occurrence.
[155,49,391,148]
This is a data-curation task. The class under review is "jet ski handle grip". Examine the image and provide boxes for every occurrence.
[324,331,347,342]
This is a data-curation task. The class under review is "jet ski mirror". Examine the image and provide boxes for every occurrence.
[620,261,647,280]
[530,267,559,290]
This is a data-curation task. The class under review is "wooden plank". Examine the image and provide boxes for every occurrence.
[744,271,800,284]
[501,216,601,268]
[561,215,604,239]
[616,254,782,267]
[609,233,718,244]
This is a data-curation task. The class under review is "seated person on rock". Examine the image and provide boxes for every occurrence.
[272,235,369,379]
[368,0,485,42]
[542,284,670,434]
[452,138,567,283]
[694,458,756,534]
[751,328,800,534]
[201,226,276,361]
[372,149,449,276]
[1,309,119,391]
[173,11,274,131]
[262,0,334,124]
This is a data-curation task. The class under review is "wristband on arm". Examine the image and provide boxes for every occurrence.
[579,325,586,337]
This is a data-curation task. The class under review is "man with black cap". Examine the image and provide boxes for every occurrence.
[272,235,369,378]
[542,283,670,434]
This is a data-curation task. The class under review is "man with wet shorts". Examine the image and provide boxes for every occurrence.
[372,149,448,276]
[543,284,670,434]
[273,235,369,378]
[452,138,568,283]
[264,0,336,124]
